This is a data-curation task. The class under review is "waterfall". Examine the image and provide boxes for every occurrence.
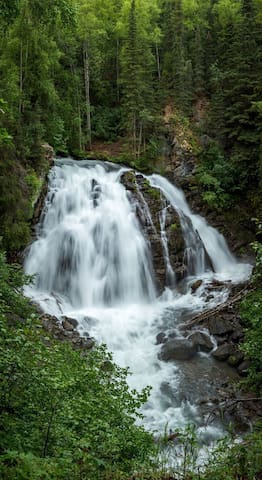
[26,161,156,308]
[159,200,176,286]
[25,159,252,445]
[148,174,250,282]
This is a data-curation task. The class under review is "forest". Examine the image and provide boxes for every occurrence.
[0,0,262,478]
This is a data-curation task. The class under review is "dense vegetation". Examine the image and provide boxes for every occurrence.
[0,0,262,253]
[0,0,262,478]
[0,251,157,479]
[0,251,261,480]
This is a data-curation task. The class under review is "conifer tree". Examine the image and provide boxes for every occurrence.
[161,0,185,108]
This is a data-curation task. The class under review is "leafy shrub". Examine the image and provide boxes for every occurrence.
[0,251,155,479]
[200,428,262,480]
[240,220,262,391]
[196,141,239,210]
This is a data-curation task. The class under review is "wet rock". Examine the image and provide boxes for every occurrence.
[229,329,244,342]
[191,279,203,293]
[238,360,252,376]
[228,351,244,367]
[121,170,186,293]
[168,330,178,339]
[40,313,95,351]
[156,332,168,345]
[204,316,234,336]
[83,316,99,326]
[61,316,78,330]
[73,337,95,350]
[209,279,228,289]
[212,343,236,361]
[215,335,229,346]
[159,338,197,362]
[91,179,102,207]
[188,331,214,352]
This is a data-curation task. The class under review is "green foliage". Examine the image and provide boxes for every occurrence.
[240,290,262,389]
[199,428,262,480]
[92,106,122,141]
[25,170,42,204]
[0,129,13,147]
[196,141,238,210]
[240,221,262,390]
[0,145,32,253]
[0,250,156,479]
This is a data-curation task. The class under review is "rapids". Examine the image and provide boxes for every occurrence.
[24,158,252,446]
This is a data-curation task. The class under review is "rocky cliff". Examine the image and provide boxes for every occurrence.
[121,170,186,293]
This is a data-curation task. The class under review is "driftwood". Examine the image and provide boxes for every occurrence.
[182,286,252,330]
[204,396,262,426]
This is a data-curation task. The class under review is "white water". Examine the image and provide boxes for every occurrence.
[25,159,252,445]
[148,174,251,282]
[159,201,176,286]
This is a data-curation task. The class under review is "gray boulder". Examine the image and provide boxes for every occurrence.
[159,338,197,362]
[188,331,214,352]
[62,316,78,331]
[212,344,236,361]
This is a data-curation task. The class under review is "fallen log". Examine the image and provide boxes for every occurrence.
[181,286,252,330]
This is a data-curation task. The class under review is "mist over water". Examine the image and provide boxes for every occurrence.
[25,159,252,443]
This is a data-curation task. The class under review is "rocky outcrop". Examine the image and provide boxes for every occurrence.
[41,143,55,164]
[180,287,250,374]
[160,105,255,260]
[121,170,186,292]
[41,313,95,351]
[31,144,55,233]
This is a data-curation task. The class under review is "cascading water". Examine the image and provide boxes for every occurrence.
[25,158,252,449]
[148,174,248,281]
[26,161,155,308]
[159,200,176,286]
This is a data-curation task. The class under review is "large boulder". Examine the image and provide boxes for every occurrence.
[159,338,197,362]
[191,279,203,293]
[212,343,236,361]
[188,331,214,352]
[62,316,78,331]
[204,316,234,336]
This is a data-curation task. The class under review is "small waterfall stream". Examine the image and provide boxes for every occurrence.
[25,158,252,446]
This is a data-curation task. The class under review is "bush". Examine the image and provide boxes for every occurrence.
[196,141,239,210]
[92,106,122,142]
[240,221,262,391]
[0,250,155,479]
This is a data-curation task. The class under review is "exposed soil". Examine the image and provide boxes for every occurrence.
[90,138,128,159]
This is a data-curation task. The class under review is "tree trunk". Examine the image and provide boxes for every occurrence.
[155,43,161,81]
[43,405,56,458]
[19,41,23,115]
[133,112,137,157]
[83,40,91,150]
[116,39,120,103]
[137,121,143,158]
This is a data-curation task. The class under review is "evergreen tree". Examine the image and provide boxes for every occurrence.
[210,0,262,188]
[161,0,185,107]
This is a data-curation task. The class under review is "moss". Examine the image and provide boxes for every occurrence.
[140,179,161,199]
[25,170,43,208]
[170,223,178,232]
